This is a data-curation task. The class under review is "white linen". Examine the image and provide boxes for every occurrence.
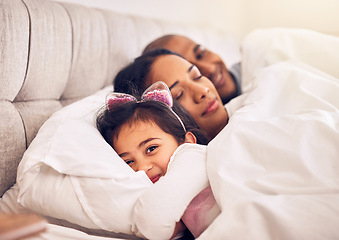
[23,223,126,240]
[133,144,209,239]
[0,184,31,214]
[16,86,152,236]
[200,29,339,239]
[14,28,339,240]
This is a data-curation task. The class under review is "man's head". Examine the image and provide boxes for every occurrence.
[143,35,238,103]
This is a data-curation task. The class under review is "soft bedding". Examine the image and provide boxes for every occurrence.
[200,29,339,239]
[13,28,339,240]
[129,29,339,239]
[202,61,339,239]
[15,86,151,238]
[23,223,125,240]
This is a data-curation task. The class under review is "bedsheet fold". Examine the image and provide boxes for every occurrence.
[201,28,339,239]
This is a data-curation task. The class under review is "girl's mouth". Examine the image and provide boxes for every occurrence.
[150,174,161,183]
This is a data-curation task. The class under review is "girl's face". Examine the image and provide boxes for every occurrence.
[148,54,228,140]
[113,120,180,184]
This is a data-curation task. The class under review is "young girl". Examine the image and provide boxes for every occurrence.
[96,82,220,239]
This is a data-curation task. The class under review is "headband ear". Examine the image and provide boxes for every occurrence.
[106,92,137,111]
[141,81,173,108]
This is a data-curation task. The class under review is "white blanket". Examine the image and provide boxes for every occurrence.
[133,28,339,239]
[13,28,339,240]
[200,29,339,239]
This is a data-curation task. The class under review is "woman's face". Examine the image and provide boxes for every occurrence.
[163,36,237,103]
[113,120,179,184]
[147,54,228,140]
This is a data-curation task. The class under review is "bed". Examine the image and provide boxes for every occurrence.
[1,0,339,239]
[0,0,239,239]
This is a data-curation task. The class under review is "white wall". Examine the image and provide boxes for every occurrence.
[232,0,339,39]
[54,0,339,40]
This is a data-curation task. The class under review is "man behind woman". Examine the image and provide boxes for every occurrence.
[113,34,242,140]
[143,35,242,104]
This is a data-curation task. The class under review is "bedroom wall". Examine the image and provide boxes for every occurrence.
[54,0,339,40]
[235,0,339,38]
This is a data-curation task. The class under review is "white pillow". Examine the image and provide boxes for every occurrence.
[16,86,153,236]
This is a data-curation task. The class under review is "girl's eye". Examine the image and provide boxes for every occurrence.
[125,160,134,165]
[146,145,158,154]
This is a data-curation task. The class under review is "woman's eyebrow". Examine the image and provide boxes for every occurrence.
[170,65,195,90]
[169,81,179,90]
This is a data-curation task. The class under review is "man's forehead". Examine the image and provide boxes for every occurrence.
[166,37,196,55]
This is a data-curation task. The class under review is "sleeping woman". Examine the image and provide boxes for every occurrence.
[113,48,240,142]
[96,81,220,239]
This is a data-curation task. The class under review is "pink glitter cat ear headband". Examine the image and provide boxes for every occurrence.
[106,81,186,132]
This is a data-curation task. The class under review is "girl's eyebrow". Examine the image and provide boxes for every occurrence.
[118,152,128,158]
[139,137,159,148]
[118,137,160,158]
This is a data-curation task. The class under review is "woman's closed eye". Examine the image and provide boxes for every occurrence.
[174,90,184,100]
[191,65,203,81]
[194,75,203,81]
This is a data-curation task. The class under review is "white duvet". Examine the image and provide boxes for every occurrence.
[12,28,339,240]
[134,29,339,239]
[201,29,339,239]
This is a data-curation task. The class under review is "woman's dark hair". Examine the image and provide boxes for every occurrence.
[96,100,208,147]
[114,48,182,97]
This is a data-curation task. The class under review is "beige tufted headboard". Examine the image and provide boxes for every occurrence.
[0,0,239,197]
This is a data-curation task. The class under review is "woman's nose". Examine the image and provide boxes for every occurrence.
[193,83,209,103]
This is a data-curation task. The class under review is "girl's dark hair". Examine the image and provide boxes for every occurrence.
[96,100,208,147]
[113,48,182,97]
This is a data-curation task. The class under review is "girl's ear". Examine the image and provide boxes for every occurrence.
[184,132,197,144]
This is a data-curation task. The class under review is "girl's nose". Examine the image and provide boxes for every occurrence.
[137,160,153,173]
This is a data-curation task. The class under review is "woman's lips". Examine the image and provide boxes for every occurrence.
[150,174,161,183]
[202,100,219,116]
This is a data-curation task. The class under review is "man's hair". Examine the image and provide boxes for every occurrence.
[142,34,175,54]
